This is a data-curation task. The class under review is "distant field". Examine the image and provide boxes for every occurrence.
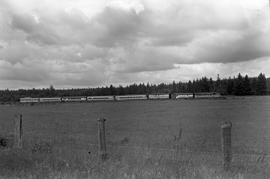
[0,96,270,178]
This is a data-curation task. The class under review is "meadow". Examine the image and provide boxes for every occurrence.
[0,96,270,178]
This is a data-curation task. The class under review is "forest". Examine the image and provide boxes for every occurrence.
[0,73,269,103]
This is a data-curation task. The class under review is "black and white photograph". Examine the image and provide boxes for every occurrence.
[0,0,270,178]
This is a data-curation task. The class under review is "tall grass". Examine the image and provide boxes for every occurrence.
[1,99,270,178]
[1,138,270,179]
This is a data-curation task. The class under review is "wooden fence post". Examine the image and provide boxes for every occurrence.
[221,121,232,171]
[14,114,23,148]
[98,118,107,161]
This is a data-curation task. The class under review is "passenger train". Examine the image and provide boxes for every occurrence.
[19,92,224,103]
[87,96,114,101]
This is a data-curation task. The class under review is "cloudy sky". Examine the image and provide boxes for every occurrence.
[0,0,269,89]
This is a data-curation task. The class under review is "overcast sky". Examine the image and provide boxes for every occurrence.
[0,0,269,89]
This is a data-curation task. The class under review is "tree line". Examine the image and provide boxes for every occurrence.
[0,73,269,103]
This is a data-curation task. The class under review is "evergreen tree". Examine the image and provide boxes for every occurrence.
[201,77,210,92]
[118,85,125,95]
[146,83,151,94]
[172,81,177,93]
[49,85,56,97]
[109,85,115,95]
[209,78,214,92]
[250,78,257,94]
[234,73,244,95]
[215,74,221,92]
[226,77,234,95]
[243,75,251,95]
[1,73,269,102]
[187,80,193,93]
[256,73,267,95]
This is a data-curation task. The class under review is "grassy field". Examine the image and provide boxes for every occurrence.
[0,96,270,178]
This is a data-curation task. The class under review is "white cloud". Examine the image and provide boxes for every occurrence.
[0,0,269,89]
